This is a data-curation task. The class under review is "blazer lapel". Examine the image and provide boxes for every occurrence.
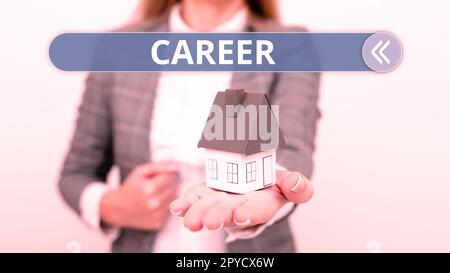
[127,73,159,164]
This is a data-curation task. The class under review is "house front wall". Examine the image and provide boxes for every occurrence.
[204,149,276,194]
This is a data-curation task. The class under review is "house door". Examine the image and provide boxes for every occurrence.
[263,155,273,186]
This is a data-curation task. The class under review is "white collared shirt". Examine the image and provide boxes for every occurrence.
[150,4,248,252]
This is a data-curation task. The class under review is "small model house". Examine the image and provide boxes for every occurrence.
[198,89,285,194]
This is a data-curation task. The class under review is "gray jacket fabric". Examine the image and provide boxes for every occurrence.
[58,13,321,253]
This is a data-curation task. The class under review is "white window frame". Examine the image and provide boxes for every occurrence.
[227,162,238,184]
[208,159,218,180]
[246,161,256,183]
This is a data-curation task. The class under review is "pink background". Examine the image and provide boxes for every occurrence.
[0,0,449,252]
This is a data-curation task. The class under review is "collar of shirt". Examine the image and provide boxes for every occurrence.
[169,3,248,33]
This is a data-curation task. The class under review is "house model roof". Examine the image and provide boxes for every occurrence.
[198,89,286,155]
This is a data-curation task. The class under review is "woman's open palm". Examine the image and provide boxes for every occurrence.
[170,170,313,231]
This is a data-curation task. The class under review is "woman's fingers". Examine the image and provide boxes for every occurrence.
[233,190,285,227]
[169,183,217,217]
[277,171,314,203]
[232,200,265,227]
[169,189,200,217]
[169,198,191,216]
[183,195,220,231]
[203,196,247,229]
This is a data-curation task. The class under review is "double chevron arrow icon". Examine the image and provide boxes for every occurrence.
[371,40,391,64]
[363,32,401,72]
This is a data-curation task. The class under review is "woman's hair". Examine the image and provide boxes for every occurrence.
[137,0,278,21]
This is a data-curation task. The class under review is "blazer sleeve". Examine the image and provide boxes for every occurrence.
[272,72,321,179]
[58,73,114,215]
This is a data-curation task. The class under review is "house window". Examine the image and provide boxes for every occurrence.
[246,161,256,183]
[227,162,238,184]
[208,159,218,180]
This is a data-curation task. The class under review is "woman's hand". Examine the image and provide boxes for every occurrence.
[100,162,178,231]
[169,170,313,231]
